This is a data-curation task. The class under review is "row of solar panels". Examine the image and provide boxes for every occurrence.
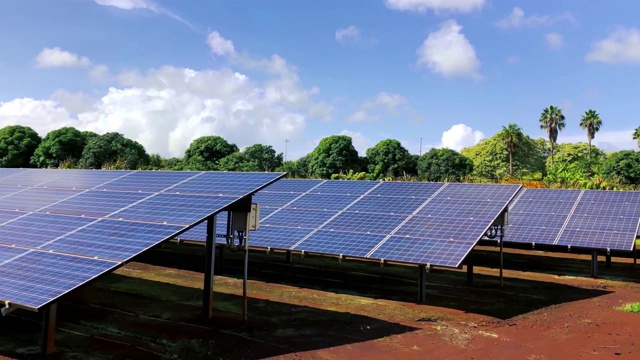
[180,180,640,258]
[0,169,285,310]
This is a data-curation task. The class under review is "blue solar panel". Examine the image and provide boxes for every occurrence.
[253,192,301,208]
[0,188,81,212]
[170,172,283,196]
[41,190,150,218]
[504,226,560,245]
[322,212,406,235]
[347,195,426,215]
[417,198,507,220]
[309,180,379,195]
[557,229,638,251]
[508,213,567,228]
[0,245,27,264]
[292,230,385,258]
[0,249,119,309]
[395,216,490,242]
[0,186,23,197]
[0,209,26,225]
[0,169,64,187]
[249,226,313,249]
[0,213,95,248]
[435,183,521,203]
[0,168,28,180]
[287,193,360,211]
[369,237,474,267]
[43,220,184,261]
[262,208,338,229]
[262,179,324,193]
[110,194,238,225]
[174,214,229,242]
[509,199,577,215]
[95,171,198,192]
[38,170,133,189]
[367,181,444,198]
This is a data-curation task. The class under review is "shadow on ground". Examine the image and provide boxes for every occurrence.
[0,271,418,360]
[141,244,612,320]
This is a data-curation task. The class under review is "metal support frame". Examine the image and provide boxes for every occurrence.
[285,250,292,264]
[591,250,598,278]
[466,263,474,286]
[418,264,426,303]
[605,253,612,268]
[203,215,216,318]
[41,302,57,356]
[499,226,504,287]
[635,246,637,267]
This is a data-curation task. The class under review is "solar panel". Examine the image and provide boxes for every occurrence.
[287,193,360,211]
[249,226,314,249]
[367,181,443,198]
[322,211,407,234]
[309,181,378,195]
[262,179,324,193]
[291,230,386,258]
[0,169,284,310]
[252,192,301,208]
[504,188,640,251]
[262,208,338,229]
[369,237,474,268]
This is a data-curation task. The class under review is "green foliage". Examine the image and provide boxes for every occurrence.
[365,139,416,179]
[30,127,89,168]
[331,170,369,180]
[79,132,149,170]
[602,150,640,186]
[579,109,602,157]
[617,302,640,314]
[633,126,640,148]
[497,123,525,176]
[0,125,41,168]
[279,157,312,178]
[242,144,283,171]
[539,105,566,167]
[183,136,238,170]
[417,148,473,182]
[547,142,606,169]
[308,135,360,178]
[461,133,545,181]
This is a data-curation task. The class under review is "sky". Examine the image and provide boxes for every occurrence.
[1,0,639,160]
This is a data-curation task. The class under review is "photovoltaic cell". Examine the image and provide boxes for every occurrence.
[0,169,63,187]
[170,172,283,196]
[293,230,385,258]
[249,226,313,249]
[435,183,521,203]
[367,181,444,198]
[370,237,474,267]
[262,179,324,193]
[0,245,27,264]
[0,186,23,198]
[262,208,338,229]
[0,168,28,180]
[0,250,119,309]
[347,195,426,215]
[0,209,26,225]
[287,193,359,211]
[95,171,198,192]
[417,198,506,220]
[41,190,150,218]
[321,211,406,235]
[43,220,185,261]
[504,226,560,245]
[253,192,302,208]
[38,170,133,189]
[395,216,491,242]
[0,188,81,212]
[0,213,95,248]
[309,181,379,195]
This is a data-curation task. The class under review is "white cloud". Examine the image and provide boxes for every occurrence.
[35,47,91,68]
[89,64,111,82]
[496,7,576,29]
[384,0,485,13]
[207,31,236,57]
[545,33,564,50]
[49,90,96,114]
[94,0,193,29]
[339,130,373,155]
[441,124,484,151]
[0,98,76,135]
[416,20,481,79]
[585,27,640,64]
[559,130,638,152]
[335,25,377,47]
[347,91,410,122]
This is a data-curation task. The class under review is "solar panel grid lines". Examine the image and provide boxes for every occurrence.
[308,180,380,196]
[0,188,82,212]
[291,230,387,258]
[363,182,449,258]
[0,214,95,249]
[366,181,444,198]
[258,180,328,223]
[288,181,385,250]
[0,245,29,266]
[261,179,325,193]
[168,172,285,196]
[552,190,585,245]
[287,193,361,211]
[94,171,202,193]
[369,237,476,268]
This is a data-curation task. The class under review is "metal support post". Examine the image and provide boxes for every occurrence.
[41,302,57,356]
[418,264,426,304]
[203,216,216,318]
[466,264,474,286]
[634,247,637,267]
[499,226,504,287]
[285,250,292,263]
[605,254,612,268]
[591,251,598,278]
[243,212,250,323]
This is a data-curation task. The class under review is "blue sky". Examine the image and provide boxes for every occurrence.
[1,0,639,159]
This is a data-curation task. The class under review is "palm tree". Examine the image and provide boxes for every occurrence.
[498,123,524,176]
[539,105,566,167]
[579,109,602,158]
[633,126,640,148]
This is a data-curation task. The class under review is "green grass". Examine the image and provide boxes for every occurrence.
[617,302,640,314]
[636,238,640,246]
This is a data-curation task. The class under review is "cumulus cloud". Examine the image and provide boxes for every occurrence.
[207,31,236,57]
[347,91,410,122]
[49,90,96,114]
[384,0,485,13]
[94,0,193,29]
[441,124,484,151]
[545,33,564,50]
[416,20,481,79]
[35,47,91,68]
[496,7,576,29]
[585,27,640,64]
[335,25,377,47]
[0,98,76,135]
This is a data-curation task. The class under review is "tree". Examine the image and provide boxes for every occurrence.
[579,109,602,158]
[79,132,149,169]
[30,127,89,168]
[539,105,566,167]
[418,148,473,182]
[461,133,545,181]
[365,139,416,179]
[307,135,360,178]
[242,144,283,172]
[496,123,525,176]
[548,142,606,169]
[279,156,312,178]
[633,126,640,148]
[602,150,640,186]
[0,125,41,168]
[183,136,238,170]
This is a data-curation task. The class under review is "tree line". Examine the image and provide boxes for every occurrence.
[1,105,639,190]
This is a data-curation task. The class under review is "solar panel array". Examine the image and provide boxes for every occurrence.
[506,188,640,251]
[0,168,283,310]
[180,179,521,268]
